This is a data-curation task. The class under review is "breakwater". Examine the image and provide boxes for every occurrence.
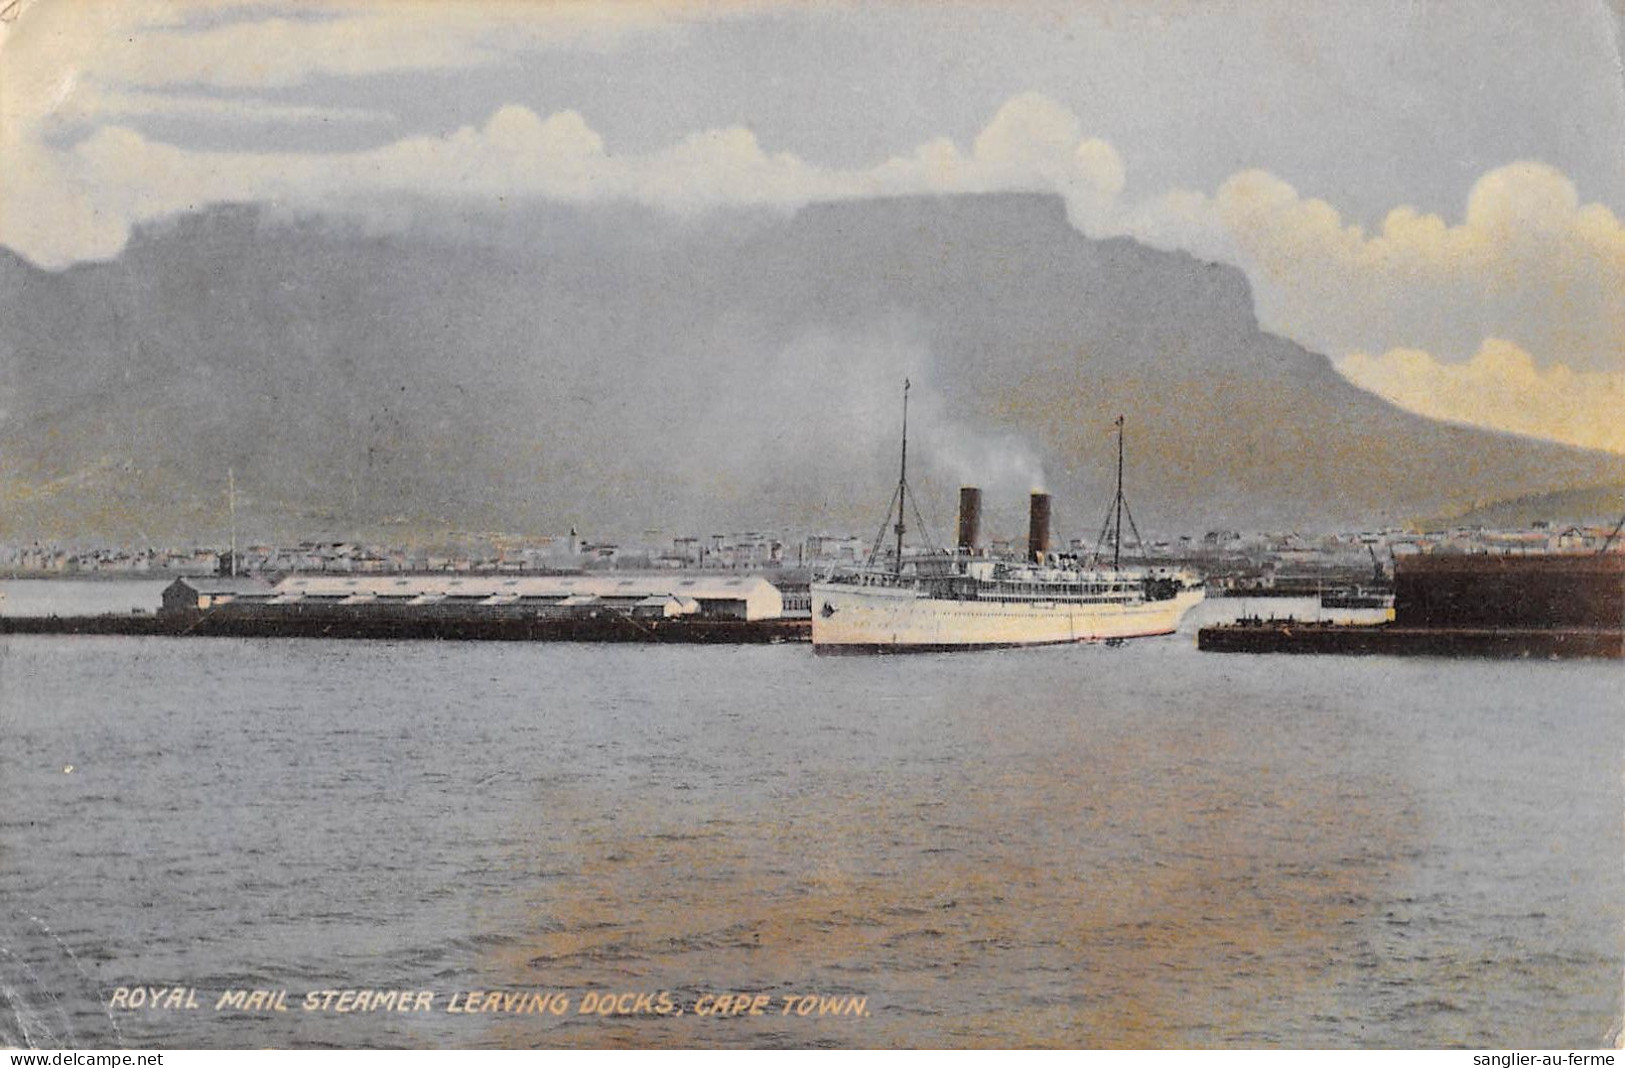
[0,613,810,644]
[1197,619,1621,659]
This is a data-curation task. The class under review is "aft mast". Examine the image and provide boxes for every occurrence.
[893,379,910,577]
[1095,414,1145,570]
[1113,415,1124,570]
[228,466,238,577]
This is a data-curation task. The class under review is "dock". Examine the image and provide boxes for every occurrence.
[1198,619,1620,659]
[1200,552,1624,659]
[0,613,811,644]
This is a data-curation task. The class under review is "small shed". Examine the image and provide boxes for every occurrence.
[631,594,691,619]
[160,576,274,615]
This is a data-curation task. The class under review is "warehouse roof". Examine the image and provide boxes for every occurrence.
[271,573,782,601]
[165,572,786,619]
[168,576,275,595]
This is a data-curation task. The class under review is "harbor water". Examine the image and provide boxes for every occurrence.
[0,582,1619,1047]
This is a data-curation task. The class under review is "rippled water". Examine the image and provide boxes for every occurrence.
[0,582,1619,1048]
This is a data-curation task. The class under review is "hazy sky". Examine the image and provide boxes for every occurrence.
[3,0,1623,451]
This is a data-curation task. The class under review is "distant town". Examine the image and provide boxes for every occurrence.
[5,519,1620,596]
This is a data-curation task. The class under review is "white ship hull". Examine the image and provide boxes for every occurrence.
[810,581,1205,653]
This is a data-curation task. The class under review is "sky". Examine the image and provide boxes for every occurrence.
[2,0,1623,454]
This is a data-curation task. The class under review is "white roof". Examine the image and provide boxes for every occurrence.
[272,573,779,600]
[255,572,784,620]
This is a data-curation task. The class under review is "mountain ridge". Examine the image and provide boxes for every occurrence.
[1,193,1618,544]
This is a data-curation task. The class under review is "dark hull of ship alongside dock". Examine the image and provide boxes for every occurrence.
[1200,553,1625,659]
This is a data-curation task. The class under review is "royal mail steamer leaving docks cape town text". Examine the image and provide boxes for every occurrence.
[811,383,1204,653]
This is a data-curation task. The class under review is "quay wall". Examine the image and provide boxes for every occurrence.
[1198,622,1621,659]
[0,612,810,644]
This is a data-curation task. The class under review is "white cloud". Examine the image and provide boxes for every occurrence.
[0,0,721,266]
[12,96,1142,262]
[1114,162,1625,376]
[971,92,1083,183]
[1337,340,1625,454]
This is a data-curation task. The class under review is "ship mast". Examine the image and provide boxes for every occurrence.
[1093,414,1144,570]
[1113,415,1124,571]
[228,467,237,578]
[1601,510,1625,555]
[893,379,910,577]
[863,379,941,573]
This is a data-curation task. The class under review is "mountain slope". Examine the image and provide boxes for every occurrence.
[1,194,1618,544]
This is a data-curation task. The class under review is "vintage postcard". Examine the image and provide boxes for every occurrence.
[1,0,1622,1052]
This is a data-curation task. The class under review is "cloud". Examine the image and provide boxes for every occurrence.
[8,97,1139,266]
[71,86,393,127]
[96,2,700,91]
[1337,340,1625,454]
[971,92,1082,183]
[0,0,721,265]
[1114,162,1625,376]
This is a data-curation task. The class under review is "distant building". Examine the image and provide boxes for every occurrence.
[804,535,864,563]
[161,577,276,613]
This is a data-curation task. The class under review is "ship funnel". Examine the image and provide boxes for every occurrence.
[957,487,982,554]
[1028,492,1051,564]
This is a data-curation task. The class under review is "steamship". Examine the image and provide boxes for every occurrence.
[810,386,1204,654]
